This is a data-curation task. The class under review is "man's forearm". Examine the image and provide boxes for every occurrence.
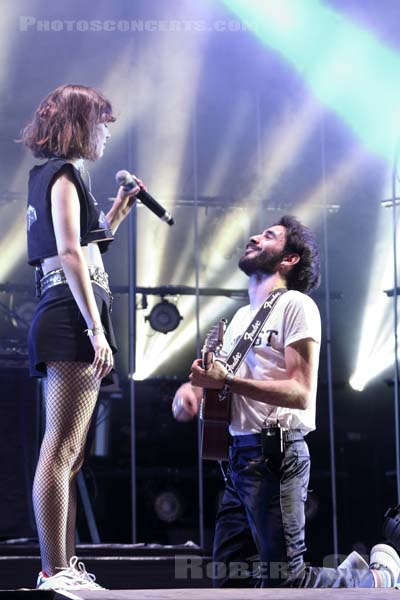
[229,376,311,410]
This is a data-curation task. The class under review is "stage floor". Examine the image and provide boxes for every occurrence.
[51,588,400,599]
[1,544,400,598]
[0,590,397,600]
[0,587,400,599]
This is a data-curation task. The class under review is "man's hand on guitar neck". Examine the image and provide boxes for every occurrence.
[190,357,228,389]
[172,382,201,422]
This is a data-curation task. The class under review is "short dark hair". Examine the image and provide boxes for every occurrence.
[276,215,321,293]
[21,84,115,160]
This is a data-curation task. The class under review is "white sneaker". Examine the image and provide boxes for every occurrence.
[36,556,105,591]
[370,544,400,585]
[339,550,369,570]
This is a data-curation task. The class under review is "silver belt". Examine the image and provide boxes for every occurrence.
[39,266,113,305]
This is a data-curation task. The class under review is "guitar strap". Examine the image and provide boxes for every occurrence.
[224,288,287,375]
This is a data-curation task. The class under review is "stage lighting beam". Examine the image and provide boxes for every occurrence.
[221,0,400,159]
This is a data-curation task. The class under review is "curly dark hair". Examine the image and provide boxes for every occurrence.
[21,84,115,160]
[275,215,321,293]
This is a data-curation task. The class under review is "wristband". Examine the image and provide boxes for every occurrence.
[222,371,235,394]
[225,372,235,388]
[85,326,105,337]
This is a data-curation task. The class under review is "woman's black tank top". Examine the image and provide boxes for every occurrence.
[26,159,114,266]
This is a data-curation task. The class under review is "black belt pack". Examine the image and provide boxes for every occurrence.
[261,424,284,457]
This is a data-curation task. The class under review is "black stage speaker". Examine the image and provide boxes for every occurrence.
[0,366,39,539]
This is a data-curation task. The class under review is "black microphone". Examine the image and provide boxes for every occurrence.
[115,170,174,226]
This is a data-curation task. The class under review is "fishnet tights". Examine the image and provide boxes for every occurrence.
[32,361,101,576]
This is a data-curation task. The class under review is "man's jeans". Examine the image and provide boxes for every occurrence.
[212,433,374,588]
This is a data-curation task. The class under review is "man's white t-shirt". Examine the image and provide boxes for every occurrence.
[221,290,321,436]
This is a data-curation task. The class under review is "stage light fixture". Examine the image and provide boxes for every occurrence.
[145,299,183,334]
[153,490,183,523]
[15,301,37,328]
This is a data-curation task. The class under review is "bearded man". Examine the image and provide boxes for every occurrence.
[173,215,400,589]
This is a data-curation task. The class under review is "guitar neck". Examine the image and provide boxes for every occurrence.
[202,350,214,371]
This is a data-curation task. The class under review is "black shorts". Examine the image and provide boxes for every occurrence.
[28,282,117,386]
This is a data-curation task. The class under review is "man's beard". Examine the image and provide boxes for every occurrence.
[238,248,284,276]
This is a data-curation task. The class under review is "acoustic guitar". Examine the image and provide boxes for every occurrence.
[199,319,231,461]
